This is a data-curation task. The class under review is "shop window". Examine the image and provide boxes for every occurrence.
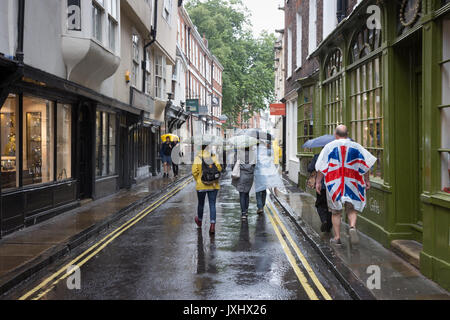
[57,104,72,180]
[350,26,381,64]
[96,111,116,177]
[440,19,450,193]
[1,94,19,190]
[22,96,54,186]
[349,54,384,177]
[298,86,314,150]
[397,0,422,36]
[323,49,344,135]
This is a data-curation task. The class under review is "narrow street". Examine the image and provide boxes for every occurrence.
[4,174,351,300]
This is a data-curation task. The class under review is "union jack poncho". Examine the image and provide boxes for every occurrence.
[315,139,377,212]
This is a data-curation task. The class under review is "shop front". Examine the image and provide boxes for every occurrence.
[299,0,450,289]
[0,86,78,236]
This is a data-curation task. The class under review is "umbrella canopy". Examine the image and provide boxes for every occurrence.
[235,128,272,141]
[302,134,335,149]
[226,135,258,149]
[161,133,179,142]
[184,134,223,146]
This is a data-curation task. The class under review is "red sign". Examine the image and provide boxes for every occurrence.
[270,103,286,116]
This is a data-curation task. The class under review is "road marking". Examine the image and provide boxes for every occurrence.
[19,178,193,300]
[265,206,319,300]
[266,200,332,300]
[266,198,332,300]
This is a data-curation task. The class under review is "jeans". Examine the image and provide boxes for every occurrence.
[239,192,250,215]
[256,190,267,210]
[197,190,218,224]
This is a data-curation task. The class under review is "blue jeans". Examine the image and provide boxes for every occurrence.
[197,190,218,224]
[256,190,267,210]
[239,192,250,215]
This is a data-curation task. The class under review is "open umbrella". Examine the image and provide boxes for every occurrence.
[235,128,273,141]
[302,134,335,149]
[161,133,179,142]
[184,134,219,146]
[226,135,258,149]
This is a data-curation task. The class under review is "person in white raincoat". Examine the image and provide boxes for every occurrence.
[315,125,376,246]
[254,140,284,214]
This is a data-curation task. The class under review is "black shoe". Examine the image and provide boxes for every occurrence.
[241,213,248,221]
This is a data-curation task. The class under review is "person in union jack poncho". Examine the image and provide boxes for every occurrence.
[315,125,377,246]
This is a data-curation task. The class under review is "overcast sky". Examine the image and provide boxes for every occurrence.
[244,0,284,37]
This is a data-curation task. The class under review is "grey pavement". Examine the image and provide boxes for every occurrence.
[272,177,450,300]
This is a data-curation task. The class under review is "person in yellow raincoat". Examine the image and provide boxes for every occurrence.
[192,145,222,235]
[273,139,282,167]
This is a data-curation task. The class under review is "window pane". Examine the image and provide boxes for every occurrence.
[1,94,19,190]
[23,96,54,186]
[109,114,116,174]
[57,104,72,180]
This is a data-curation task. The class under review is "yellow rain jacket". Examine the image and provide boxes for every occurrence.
[273,140,282,165]
[192,150,222,191]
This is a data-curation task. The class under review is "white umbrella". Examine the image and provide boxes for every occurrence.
[226,135,258,149]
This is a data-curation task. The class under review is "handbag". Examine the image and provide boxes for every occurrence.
[231,159,240,179]
[201,156,221,185]
[306,171,317,190]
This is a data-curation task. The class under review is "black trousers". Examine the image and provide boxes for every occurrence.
[172,162,179,176]
[315,191,332,226]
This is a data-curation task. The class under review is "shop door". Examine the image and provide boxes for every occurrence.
[119,125,129,189]
[79,105,93,199]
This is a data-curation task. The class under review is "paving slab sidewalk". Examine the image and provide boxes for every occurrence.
[0,168,190,296]
[272,177,450,300]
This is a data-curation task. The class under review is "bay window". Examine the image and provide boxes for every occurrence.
[349,26,383,178]
[323,49,343,135]
[92,2,103,42]
[298,86,314,149]
[440,18,450,193]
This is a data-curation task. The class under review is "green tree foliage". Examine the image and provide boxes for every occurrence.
[185,0,275,126]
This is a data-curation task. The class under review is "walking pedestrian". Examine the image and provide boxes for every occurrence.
[307,153,332,233]
[171,137,180,177]
[315,125,376,246]
[254,140,284,215]
[232,147,256,221]
[160,137,173,178]
[192,145,222,235]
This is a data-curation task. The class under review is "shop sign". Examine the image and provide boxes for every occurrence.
[198,105,209,115]
[186,99,199,113]
[270,103,286,116]
[68,0,81,31]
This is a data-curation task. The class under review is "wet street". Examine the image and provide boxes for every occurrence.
[4,173,352,300]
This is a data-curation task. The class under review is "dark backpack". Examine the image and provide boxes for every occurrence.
[201,157,221,185]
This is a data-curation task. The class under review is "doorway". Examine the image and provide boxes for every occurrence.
[393,31,423,242]
[78,104,93,199]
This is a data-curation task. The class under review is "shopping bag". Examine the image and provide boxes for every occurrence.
[231,159,240,179]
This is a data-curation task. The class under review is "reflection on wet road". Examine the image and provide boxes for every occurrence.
[8,174,352,300]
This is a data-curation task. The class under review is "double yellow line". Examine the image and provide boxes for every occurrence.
[19,178,193,300]
[265,197,332,301]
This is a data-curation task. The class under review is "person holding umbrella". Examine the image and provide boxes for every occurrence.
[303,134,335,233]
[160,137,173,178]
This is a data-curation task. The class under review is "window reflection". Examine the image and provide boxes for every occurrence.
[1,94,19,190]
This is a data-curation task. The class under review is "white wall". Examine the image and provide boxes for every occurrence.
[0,0,18,58]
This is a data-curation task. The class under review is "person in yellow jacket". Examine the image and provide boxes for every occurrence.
[192,145,222,235]
[273,139,282,166]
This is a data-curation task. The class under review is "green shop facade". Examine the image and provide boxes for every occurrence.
[296,0,450,289]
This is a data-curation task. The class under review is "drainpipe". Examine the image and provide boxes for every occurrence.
[16,0,25,63]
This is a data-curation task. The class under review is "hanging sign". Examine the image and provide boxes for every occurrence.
[270,103,286,116]
[186,99,199,113]
[67,0,81,31]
